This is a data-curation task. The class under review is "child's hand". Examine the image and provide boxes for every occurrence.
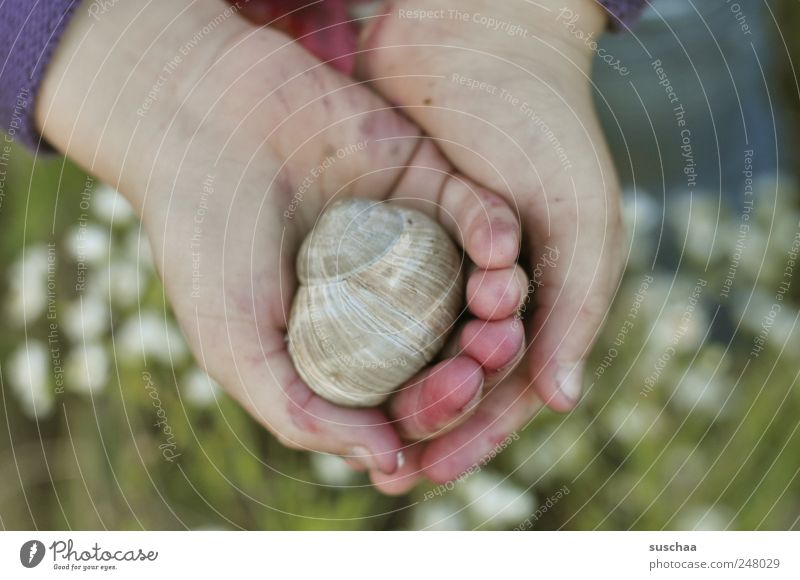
[359,0,625,489]
[36,0,525,477]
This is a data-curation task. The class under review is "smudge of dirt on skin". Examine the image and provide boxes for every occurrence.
[358,114,378,140]
[320,94,333,112]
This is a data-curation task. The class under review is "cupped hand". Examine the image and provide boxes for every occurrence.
[37,0,525,478]
[358,0,626,490]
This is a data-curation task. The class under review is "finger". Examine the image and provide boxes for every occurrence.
[276,358,405,474]
[459,317,525,373]
[526,197,624,412]
[343,458,368,472]
[420,370,540,484]
[439,314,525,388]
[390,162,521,270]
[467,264,529,321]
[390,356,483,441]
[370,444,426,495]
[198,318,405,475]
[440,176,520,270]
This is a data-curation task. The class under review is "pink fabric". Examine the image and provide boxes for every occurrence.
[234,0,359,74]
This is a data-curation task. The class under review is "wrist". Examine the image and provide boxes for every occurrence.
[35,0,249,211]
[494,0,607,61]
[400,0,607,67]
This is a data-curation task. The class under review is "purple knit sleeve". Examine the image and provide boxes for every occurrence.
[0,0,80,153]
[598,0,648,30]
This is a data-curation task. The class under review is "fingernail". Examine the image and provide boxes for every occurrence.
[555,362,584,404]
[347,446,378,472]
[459,378,484,413]
[396,451,406,469]
[484,338,524,388]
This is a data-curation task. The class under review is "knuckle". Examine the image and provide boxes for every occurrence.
[578,293,611,324]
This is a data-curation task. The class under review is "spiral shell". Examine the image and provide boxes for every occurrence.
[287,199,464,407]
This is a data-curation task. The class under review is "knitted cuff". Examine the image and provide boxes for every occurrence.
[598,0,648,30]
[0,0,80,153]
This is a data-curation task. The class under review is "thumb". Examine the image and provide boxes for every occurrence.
[526,183,624,412]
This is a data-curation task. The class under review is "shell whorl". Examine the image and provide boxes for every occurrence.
[288,199,464,407]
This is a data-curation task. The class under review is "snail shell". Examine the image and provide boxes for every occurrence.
[287,198,464,407]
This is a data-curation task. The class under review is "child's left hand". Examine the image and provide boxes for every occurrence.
[357,0,626,491]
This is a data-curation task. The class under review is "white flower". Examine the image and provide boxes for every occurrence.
[65,343,109,394]
[737,229,784,287]
[410,499,468,531]
[644,276,709,356]
[671,368,727,416]
[309,452,356,487]
[6,341,53,419]
[10,245,51,280]
[6,286,46,327]
[604,401,662,445]
[770,304,800,349]
[622,189,661,237]
[667,194,729,265]
[731,290,797,351]
[116,311,188,365]
[638,272,674,320]
[752,174,798,229]
[460,471,536,528]
[62,295,109,342]
[107,260,147,307]
[514,424,589,481]
[621,191,661,271]
[652,302,708,355]
[65,224,109,264]
[766,210,800,281]
[734,178,800,287]
[6,245,51,325]
[675,505,733,530]
[181,367,221,407]
[92,183,135,226]
[87,259,148,308]
[670,344,734,416]
[731,289,773,338]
